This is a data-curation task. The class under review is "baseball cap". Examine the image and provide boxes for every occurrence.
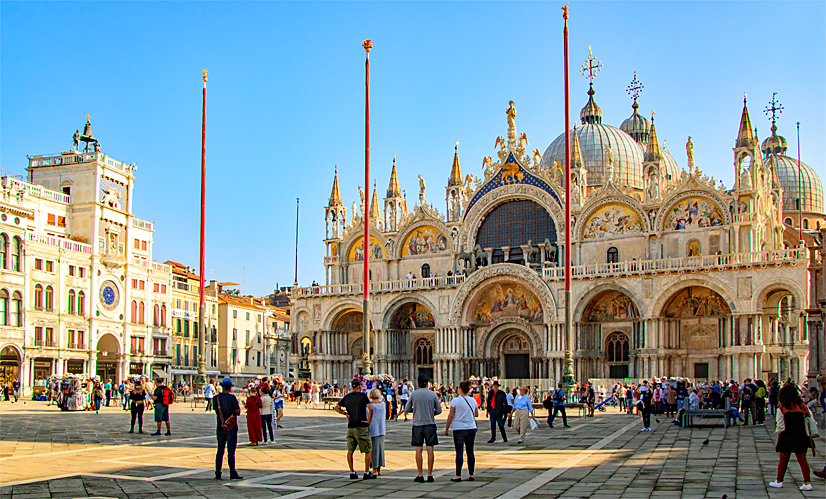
[220,378,233,388]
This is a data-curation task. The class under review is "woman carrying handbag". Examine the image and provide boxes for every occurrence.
[770,383,815,491]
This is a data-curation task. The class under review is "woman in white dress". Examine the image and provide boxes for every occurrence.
[311,381,320,408]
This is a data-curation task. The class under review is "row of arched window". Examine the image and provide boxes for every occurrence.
[131,301,168,326]
[0,234,22,272]
[66,289,86,315]
[0,289,23,326]
[33,284,54,311]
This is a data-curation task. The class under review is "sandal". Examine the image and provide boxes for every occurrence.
[451,477,462,482]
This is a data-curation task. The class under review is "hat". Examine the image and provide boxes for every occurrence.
[220,378,233,388]
[492,381,501,386]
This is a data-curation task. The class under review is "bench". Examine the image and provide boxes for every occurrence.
[190,395,205,409]
[681,409,730,428]
[322,396,342,409]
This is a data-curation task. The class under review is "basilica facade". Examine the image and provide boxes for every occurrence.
[291,79,822,387]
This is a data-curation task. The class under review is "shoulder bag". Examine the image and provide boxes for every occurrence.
[218,394,237,432]
[803,404,820,439]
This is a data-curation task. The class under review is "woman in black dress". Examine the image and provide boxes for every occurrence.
[769,384,813,491]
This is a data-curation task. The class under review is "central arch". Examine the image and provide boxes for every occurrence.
[96,332,121,383]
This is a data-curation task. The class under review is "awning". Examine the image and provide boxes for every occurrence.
[153,369,170,379]
[205,370,221,375]
[170,369,197,375]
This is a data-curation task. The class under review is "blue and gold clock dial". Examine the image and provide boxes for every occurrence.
[99,280,120,312]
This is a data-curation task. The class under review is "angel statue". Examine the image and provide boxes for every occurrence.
[482,156,493,176]
[494,136,506,152]
[464,174,475,193]
[532,149,543,167]
[519,132,529,149]
[604,146,615,182]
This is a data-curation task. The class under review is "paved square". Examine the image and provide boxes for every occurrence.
[0,398,823,498]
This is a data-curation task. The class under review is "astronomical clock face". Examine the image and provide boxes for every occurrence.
[99,280,120,311]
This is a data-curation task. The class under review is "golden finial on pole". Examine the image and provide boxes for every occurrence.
[363,39,373,54]
[202,69,208,83]
[562,4,569,20]
[86,114,90,122]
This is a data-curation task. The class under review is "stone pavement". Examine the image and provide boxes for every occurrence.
[0,397,823,498]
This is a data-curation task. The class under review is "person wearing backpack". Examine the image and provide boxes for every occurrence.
[740,378,758,427]
[548,383,571,428]
[151,378,173,436]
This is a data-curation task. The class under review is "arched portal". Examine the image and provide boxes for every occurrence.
[413,337,433,380]
[497,331,531,379]
[605,332,630,379]
[0,345,21,386]
[579,289,640,381]
[96,333,121,383]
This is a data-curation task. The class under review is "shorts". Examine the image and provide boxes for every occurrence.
[154,404,169,422]
[411,424,439,447]
[302,393,311,400]
[346,427,372,453]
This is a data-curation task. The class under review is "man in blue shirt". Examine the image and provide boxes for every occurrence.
[548,383,571,428]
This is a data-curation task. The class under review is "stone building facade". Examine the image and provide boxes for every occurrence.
[292,84,822,386]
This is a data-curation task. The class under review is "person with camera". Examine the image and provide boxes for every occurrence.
[214,378,243,481]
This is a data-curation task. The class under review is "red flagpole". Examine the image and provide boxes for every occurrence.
[362,40,373,376]
[561,5,574,390]
[197,69,207,385]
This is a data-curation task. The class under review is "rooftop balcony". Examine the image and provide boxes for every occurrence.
[131,256,170,273]
[3,176,70,203]
[26,233,92,254]
[131,217,153,231]
[28,151,134,175]
[294,248,807,298]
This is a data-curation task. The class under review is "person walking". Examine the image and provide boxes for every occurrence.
[128,382,146,433]
[755,379,768,426]
[512,386,538,444]
[93,381,104,413]
[150,378,173,435]
[335,379,375,480]
[214,378,243,480]
[260,386,275,445]
[12,379,20,403]
[445,380,478,482]
[665,384,677,417]
[486,381,508,444]
[119,380,129,411]
[769,383,814,490]
[548,383,571,428]
[311,380,320,409]
[639,381,653,431]
[367,388,386,476]
[769,379,780,417]
[506,388,515,428]
[204,379,216,412]
[272,382,285,428]
[400,379,410,421]
[104,379,112,407]
[740,378,758,427]
[244,386,263,446]
[405,374,442,482]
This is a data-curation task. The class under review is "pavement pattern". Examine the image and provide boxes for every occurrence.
[0,396,824,498]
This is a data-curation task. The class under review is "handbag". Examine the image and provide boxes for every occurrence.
[529,417,538,430]
[803,405,820,438]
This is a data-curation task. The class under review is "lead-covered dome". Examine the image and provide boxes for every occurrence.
[772,155,824,215]
[620,106,650,146]
[660,149,681,185]
[543,124,645,189]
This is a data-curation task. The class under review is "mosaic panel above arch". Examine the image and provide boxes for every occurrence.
[662,195,725,231]
[389,302,436,329]
[662,286,731,318]
[332,310,365,331]
[581,202,645,239]
[401,225,449,257]
[469,281,543,324]
[582,290,639,322]
[348,235,385,262]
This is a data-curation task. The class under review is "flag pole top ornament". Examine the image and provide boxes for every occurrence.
[202,69,208,83]
[764,92,783,125]
[562,4,569,21]
[363,39,373,54]
[86,114,90,123]
[627,72,643,110]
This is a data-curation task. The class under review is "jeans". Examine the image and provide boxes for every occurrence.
[741,402,757,425]
[755,398,766,424]
[121,393,129,410]
[642,410,651,428]
[105,392,111,406]
[618,397,626,411]
[452,429,476,476]
[94,397,102,411]
[489,414,507,441]
[205,397,213,412]
[261,414,274,442]
[549,405,568,427]
[216,429,238,474]
[769,399,778,416]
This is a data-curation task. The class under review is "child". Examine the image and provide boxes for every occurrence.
[260,387,274,444]
[367,388,386,476]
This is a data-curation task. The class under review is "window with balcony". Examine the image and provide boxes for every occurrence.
[35,326,43,345]
[45,327,54,346]
[45,286,54,311]
[77,291,85,316]
[161,304,167,327]
[131,300,138,323]
[34,284,43,309]
[139,301,145,324]
[607,247,619,264]
[67,289,76,314]
[153,304,160,326]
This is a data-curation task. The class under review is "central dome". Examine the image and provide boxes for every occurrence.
[542,123,645,189]
[771,155,824,215]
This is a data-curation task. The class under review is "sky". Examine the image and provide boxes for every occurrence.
[1,2,824,296]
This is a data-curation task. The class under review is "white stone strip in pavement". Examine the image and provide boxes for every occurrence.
[494,419,639,499]
[0,435,214,462]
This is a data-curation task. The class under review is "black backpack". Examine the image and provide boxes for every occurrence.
[741,385,753,403]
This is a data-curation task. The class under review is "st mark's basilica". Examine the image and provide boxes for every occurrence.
[291,66,823,387]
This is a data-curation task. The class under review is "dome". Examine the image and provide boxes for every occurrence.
[542,123,645,189]
[660,149,681,185]
[772,155,824,215]
[620,106,650,146]
[762,133,788,157]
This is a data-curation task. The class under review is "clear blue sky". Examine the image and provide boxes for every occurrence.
[2,2,823,296]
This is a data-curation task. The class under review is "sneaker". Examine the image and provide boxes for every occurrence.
[741,424,749,428]
[799,484,813,491]
[349,472,359,480]
[487,438,496,444]
[641,428,647,432]
[165,431,172,436]
[229,473,243,480]
[517,440,523,444]
[769,481,783,488]
[548,424,554,428]
[363,472,377,480]
[563,425,571,428]
[757,423,765,426]
[427,476,434,483]
[151,431,162,436]
[414,476,425,483]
